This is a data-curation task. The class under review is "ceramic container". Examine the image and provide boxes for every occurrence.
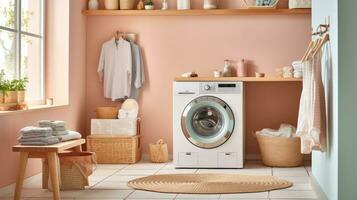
[214,70,222,78]
[177,0,190,10]
[162,0,169,10]
[145,5,155,10]
[204,0,217,9]
[104,0,119,10]
[88,0,99,10]
[237,59,248,77]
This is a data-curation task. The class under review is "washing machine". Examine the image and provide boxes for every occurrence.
[173,81,245,168]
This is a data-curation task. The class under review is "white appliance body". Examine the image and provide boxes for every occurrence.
[173,81,245,168]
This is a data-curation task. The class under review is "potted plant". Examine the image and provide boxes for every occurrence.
[144,0,155,10]
[3,80,17,103]
[14,77,29,103]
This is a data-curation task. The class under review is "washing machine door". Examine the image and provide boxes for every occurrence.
[181,96,235,149]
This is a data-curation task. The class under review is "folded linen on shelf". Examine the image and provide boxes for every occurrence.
[20,132,53,139]
[38,120,66,129]
[58,131,81,142]
[18,136,60,146]
[53,130,69,136]
[20,126,53,135]
[118,109,138,119]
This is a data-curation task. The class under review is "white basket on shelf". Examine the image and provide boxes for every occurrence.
[289,0,311,9]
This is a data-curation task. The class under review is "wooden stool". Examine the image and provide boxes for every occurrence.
[12,139,85,200]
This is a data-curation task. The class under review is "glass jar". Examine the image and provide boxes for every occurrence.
[204,0,217,9]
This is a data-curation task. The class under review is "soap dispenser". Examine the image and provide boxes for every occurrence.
[223,59,231,77]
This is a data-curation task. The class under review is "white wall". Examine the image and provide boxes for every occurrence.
[311,0,338,199]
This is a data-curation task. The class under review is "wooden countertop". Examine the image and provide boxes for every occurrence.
[174,77,302,82]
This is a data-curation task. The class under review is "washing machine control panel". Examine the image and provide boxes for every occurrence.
[200,82,241,94]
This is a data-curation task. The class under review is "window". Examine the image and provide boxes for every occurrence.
[0,0,44,104]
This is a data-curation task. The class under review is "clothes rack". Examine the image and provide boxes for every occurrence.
[115,30,137,43]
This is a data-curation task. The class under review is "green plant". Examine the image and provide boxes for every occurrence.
[13,77,29,91]
[144,0,154,5]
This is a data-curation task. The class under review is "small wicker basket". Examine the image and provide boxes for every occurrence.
[96,107,118,119]
[149,139,169,163]
[120,0,136,10]
[255,132,303,167]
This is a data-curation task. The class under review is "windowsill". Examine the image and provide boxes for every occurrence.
[0,104,69,117]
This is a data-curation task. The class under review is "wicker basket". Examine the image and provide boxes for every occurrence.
[96,107,118,119]
[149,139,169,163]
[120,0,136,10]
[256,133,303,167]
[87,135,141,164]
[42,152,96,190]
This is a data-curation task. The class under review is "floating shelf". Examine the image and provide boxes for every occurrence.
[174,77,302,82]
[82,9,311,16]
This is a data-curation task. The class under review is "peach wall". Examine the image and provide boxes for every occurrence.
[86,2,310,154]
[0,0,87,188]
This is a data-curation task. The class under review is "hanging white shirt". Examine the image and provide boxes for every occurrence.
[98,37,132,101]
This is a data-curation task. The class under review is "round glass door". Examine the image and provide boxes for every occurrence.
[181,96,235,149]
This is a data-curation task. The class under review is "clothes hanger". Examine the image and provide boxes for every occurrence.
[312,33,330,57]
[301,41,314,61]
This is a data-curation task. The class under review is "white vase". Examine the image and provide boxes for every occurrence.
[145,5,155,10]
[204,0,217,9]
[88,0,99,10]
[177,0,190,10]
[162,0,169,10]
[104,0,119,10]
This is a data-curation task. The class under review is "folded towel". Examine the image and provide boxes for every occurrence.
[20,126,53,135]
[19,136,59,143]
[58,131,81,142]
[38,120,66,128]
[52,127,66,131]
[19,136,60,145]
[53,130,69,136]
[20,132,53,139]
[20,140,59,146]
[118,109,138,119]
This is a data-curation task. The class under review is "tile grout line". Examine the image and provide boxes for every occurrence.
[89,165,128,189]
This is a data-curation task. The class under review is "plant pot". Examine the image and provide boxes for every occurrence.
[104,0,119,10]
[17,90,25,103]
[4,91,18,103]
[120,0,136,10]
[88,0,99,10]
[145,5,155,10]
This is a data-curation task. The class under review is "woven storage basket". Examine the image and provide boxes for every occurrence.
[149,139,169,163]
[96,107,118,119]
[256,133,303,167]
[120,0,136,10]
[87,119,141,164]
[42,152,96,190]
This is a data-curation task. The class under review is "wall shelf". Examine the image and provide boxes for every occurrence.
[82,9,311,16]
[174,77,302,82]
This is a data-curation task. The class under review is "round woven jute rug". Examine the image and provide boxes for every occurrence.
[127,173,293,194]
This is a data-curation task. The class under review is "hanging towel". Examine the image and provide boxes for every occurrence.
[129,41,145,99]
[297,42,328,154]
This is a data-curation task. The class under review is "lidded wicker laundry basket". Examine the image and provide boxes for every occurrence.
[256,133,303,167]
[87,119,141,164]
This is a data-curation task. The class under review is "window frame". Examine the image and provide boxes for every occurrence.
[0,0,45,105]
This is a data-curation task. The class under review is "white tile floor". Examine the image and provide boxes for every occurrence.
[0,160,318,200]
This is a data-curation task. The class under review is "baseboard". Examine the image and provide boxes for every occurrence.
[310,175,328,200]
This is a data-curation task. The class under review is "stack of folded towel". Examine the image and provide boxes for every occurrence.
[38,120,68,136]
[18,126,60,145]
[18,120,82,146]
[292,61,303,78]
